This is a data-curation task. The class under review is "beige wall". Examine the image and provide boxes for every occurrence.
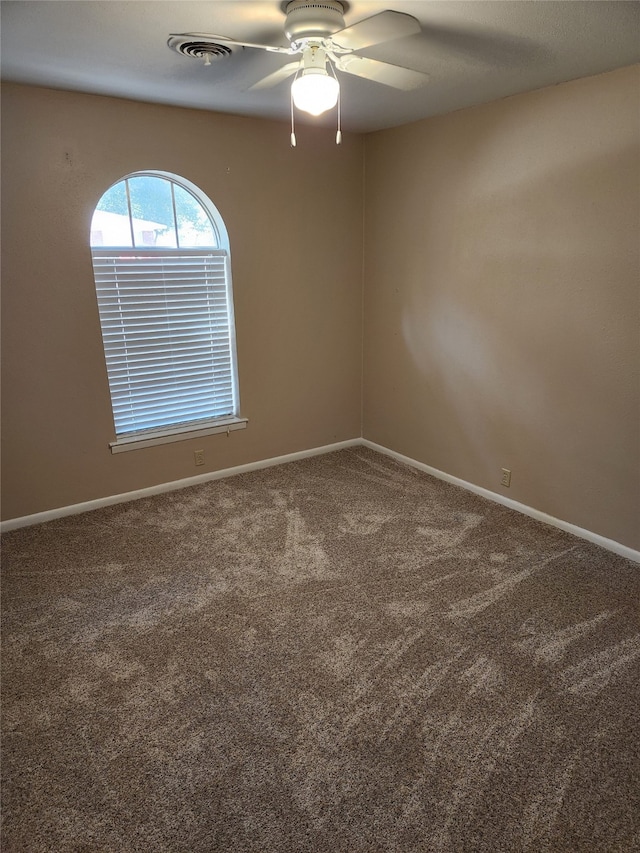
[1,84,363,519]
[3,68,638,552]
[363,65,640,550]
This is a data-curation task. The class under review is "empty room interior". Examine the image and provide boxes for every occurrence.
[1,1,639,850]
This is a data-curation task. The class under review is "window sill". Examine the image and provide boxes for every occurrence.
[109,417,248,454]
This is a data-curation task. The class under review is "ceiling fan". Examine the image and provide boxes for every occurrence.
[168,0,428,144]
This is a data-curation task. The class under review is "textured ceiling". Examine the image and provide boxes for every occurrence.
[1,1,639,132]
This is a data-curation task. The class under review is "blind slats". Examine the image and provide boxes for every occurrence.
[112,395,235,422]
[108,374,233,398]
[105,354,232,374]
[97,301,230,313]
[91,249,237,436]
[100,319,231,335]
[102,344,232,361]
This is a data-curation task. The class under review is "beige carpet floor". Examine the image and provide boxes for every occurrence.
[2,447,639,852]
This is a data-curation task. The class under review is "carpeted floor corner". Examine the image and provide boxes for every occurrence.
[2,447,639,852]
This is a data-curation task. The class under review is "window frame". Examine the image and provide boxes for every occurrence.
[90,171,246,453]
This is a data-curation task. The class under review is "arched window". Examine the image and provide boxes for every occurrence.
[90,171,245,452]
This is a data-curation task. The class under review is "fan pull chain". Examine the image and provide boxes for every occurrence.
[328,61,341,145]
[290,81,297,147]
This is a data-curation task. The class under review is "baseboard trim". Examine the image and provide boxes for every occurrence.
[0,438,362,533]
[361,440,640,564]
[4,437,638,564]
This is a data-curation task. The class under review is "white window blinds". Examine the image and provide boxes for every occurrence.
[92,249,237,437]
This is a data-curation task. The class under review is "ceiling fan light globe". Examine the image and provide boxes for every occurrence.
[291,70,339,116]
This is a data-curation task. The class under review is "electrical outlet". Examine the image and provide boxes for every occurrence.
[501,468,511,488]
[194,449,205,467]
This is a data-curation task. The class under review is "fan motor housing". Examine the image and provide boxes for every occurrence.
[284,1,345,42]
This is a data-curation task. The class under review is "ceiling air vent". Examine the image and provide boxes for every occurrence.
[167,36,241,64]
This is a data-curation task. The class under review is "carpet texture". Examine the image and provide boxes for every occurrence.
[2,447,639,852]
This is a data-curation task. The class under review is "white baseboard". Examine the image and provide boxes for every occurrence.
[3,436,638,565]
[0,439,361,533]
[361,440,640,565]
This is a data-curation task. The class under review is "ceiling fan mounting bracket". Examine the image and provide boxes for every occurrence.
[284,1,345,44]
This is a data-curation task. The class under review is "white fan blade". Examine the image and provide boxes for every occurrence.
[331,11,421,52]
[249,62,300,90]
[335,55,428,90]
[169,33,293,54]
